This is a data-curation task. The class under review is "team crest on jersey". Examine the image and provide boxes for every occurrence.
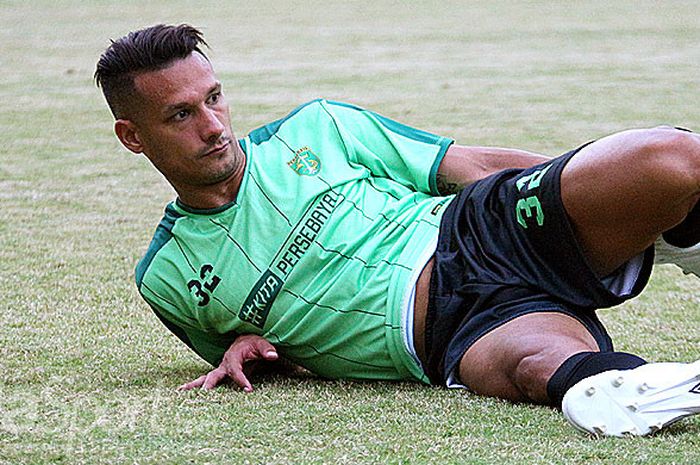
[287,146,321,176]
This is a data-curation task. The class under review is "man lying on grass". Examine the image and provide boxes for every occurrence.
[95,24,700,437]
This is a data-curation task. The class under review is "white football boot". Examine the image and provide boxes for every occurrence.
[654,236,700,278]
[562,361,700,437]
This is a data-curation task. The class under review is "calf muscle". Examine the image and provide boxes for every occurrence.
[458,313,599,403]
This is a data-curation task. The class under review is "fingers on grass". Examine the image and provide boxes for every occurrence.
[202,367,228,390]
[177,375,207,391]
[230,369,254,393]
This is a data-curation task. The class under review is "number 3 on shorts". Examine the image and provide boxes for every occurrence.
[515,165,550,229]
[516,196,544,228]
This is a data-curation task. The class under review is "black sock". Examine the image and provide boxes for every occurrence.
[546,352,647,408]
[663,201,700,248]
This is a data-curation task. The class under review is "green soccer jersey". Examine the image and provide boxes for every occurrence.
[136,99,454,383]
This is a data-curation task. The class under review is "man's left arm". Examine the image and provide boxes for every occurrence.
[324,101,550,195]
[434,144,551,195]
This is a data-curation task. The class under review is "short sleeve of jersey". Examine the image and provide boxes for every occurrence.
[322,100,453,195]
[135,207,237,367]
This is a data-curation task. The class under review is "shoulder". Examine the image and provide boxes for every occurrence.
[246,99,372,145]
[247,99,323,145]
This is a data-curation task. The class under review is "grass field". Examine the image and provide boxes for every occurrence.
[1,1,699,463]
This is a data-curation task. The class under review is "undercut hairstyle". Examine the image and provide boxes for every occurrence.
[94,24,209,119]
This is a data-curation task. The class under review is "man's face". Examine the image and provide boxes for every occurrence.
[122,52,238,190]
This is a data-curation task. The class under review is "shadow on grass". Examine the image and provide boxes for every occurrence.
[657,419,700,437]
[121,362,322,391]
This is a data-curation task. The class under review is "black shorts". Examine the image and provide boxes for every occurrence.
[423,145,655,385]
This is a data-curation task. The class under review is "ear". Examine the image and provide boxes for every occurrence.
[114,119,144,154]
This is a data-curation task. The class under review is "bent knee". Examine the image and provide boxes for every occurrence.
[635,128,700,188]
[570,127,700,188]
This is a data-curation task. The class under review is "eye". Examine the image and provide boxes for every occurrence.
[172,109,190,121]
[207,91,222,105]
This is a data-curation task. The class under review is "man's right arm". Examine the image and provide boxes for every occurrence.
[177,334,278,392]
[177,334,306,392]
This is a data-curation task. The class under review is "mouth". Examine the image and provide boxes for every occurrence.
[202,139,231,157]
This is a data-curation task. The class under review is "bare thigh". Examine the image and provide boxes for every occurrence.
[458,312,600,404]
[561,127,700,276]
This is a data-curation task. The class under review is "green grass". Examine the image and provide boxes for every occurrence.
[1,1,699,463]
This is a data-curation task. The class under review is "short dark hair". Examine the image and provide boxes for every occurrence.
[95,24,208,119]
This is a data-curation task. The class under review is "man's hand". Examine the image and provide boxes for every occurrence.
[177,334,278,392]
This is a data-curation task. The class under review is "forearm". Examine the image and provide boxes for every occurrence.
[436,144,550,195]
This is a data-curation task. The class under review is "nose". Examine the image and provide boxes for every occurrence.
[200,107,225,143]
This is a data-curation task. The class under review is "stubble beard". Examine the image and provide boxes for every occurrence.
[198,140,244,186]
